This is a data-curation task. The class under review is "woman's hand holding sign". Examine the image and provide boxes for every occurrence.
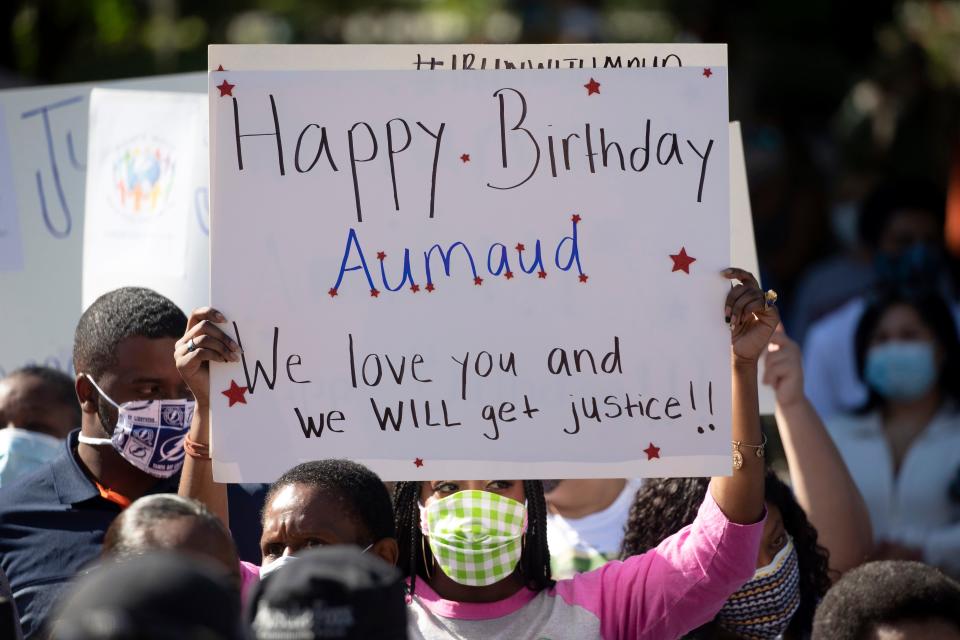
[724,268,778,365]
[710,268,778,526]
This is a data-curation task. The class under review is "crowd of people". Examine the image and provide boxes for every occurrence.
[0,178,959,639]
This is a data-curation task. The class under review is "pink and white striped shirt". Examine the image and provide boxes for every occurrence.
[407,489,764,640]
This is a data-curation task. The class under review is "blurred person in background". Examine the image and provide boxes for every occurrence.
[48,552,243,640]
[0,366,79,487]
[543,478,642,578]
[803,179,958,419]
[812,560,960,640]
[788,171,878,344]
[826,290,960,578]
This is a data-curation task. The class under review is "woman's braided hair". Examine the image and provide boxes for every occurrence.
[392,480,554,598]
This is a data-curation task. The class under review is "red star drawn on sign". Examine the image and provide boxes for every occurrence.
[538,270,548,279]
[222,380,248,407]
[217,80,235,97]
[703,68,713,78]
[516,243,525,252]
[328,288,338,297]
[376,251,386,261]
[216,64,226,71]
[504,271,514,280]
[410,284,420,293]
[670,247,697,274]
[474,276,483,286]
[579,274,589,283]
[584,78,601,95]
[370,288,380,298]
[571,214,581,223]
[644,442,661,460]
[414,458,424,468]
[460,154,470,163]
[425,283,436,293]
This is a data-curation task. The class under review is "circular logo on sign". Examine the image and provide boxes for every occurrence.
[108,137,177,218]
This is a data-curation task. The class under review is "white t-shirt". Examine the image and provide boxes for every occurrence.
[827,408,960,578]
[547,479,643,579]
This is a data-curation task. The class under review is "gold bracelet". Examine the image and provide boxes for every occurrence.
[731,433,767,470]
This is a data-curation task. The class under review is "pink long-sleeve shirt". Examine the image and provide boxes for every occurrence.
[407,490,765,640]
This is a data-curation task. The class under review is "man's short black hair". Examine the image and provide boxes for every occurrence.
[812,560,960,640]
[73,287,187,379]
[265,459,395,544]
[1,365,78,414]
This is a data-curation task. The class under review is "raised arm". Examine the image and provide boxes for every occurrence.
[764,327,873,575]
[174,307,241,527]
[709,268,777,525]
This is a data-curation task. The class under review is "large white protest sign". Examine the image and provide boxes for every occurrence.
[209,67,730,481]
[82,89,209,311]
[213,43,769,416]
[0,73,204,378]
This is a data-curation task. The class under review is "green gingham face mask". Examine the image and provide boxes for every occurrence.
[420,490,527,587]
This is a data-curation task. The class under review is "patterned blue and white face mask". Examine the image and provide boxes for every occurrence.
[715,535,801,640]
[77,374,194,479]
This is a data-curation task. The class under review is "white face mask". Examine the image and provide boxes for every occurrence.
[0,426,62,487]
[260,543,374,578]
[77,374,195,479]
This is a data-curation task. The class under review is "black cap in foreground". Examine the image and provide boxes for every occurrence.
[247,546,407,640]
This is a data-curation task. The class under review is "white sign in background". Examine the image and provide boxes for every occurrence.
[0,74,205,378]
[82,89,209,309]
[728,122,776,413]
[208,43,727,72]
[210,67,730,481]
[0,105,24,273]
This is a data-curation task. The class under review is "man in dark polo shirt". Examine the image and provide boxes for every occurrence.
[0,288,262,639]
